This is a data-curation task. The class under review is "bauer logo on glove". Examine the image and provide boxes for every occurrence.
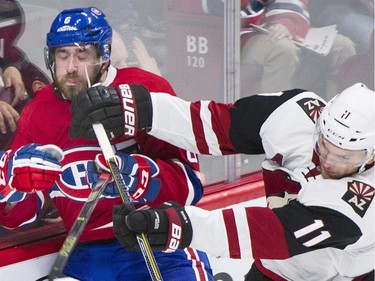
[70,84,153,140]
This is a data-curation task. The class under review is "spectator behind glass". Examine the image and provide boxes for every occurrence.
[0,0,50,99]
[293,0,368,100]
[105,1,165,75]
[240,0,309,96]
[0,57,26,106]
[309,0,374,55]
[0,59,23,148]
[337,31,374,92]
[241,0,357,100]
[0,0,50,149]
[293,33,356,101]
[111,30,162,76]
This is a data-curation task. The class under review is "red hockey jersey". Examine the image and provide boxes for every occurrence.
[0,66,203,242]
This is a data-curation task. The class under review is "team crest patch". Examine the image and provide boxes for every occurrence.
[296,98,325,123]
[342,180,374,217]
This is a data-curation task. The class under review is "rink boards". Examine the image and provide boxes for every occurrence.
[0,171,265,281]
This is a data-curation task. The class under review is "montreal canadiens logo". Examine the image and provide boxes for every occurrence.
[91,7,102,15]
[56,146,102,201]
[342,180,374,217]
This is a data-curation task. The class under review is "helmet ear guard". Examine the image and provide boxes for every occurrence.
[44,46,54,70]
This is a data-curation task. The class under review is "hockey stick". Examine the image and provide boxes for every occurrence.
[47,172,111,281]
[92,122,163,281]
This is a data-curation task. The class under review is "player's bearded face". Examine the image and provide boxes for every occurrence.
[54,45,102,100]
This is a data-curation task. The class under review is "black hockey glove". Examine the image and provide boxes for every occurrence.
[113,201,193,252]
[70,84,153,140]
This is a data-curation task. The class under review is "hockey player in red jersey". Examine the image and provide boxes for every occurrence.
[0,7,213,281]
[70,82,374,280]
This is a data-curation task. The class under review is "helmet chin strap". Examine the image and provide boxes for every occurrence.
[47,62,65,99]
[91,61,110,87]
[84,65,92,88]
[84,61,110,89]
[359,150,375,174]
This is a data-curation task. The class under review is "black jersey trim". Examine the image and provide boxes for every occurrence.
[229,89,306,154]
[273,201,362,257]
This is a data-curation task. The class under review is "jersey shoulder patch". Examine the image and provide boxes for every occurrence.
[342,180,374,217]
[296,97,325,124]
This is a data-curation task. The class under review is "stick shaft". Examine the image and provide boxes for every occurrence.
[92,122,163,281]
[48,173,110,280]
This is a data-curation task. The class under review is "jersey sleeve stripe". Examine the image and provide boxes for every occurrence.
[208,101,237,154]
[246,207,290,259]
[150,93,201,153]
[190,101,210,154]
[199,100,222,155]
[222,208,241,258]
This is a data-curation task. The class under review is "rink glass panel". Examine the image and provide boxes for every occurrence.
[1,0,373,248]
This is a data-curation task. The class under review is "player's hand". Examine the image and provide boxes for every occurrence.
[70,84,152,140]
[87,152,161,202]
[0,144,64,196]
[113,201,193,251]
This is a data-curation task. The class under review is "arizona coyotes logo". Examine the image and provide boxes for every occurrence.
[297,98,325,123]
[342,180,374,217]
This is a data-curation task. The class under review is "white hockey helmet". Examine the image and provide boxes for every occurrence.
[316,83,375,172]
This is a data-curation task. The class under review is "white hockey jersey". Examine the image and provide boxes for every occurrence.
[147,89,374,280]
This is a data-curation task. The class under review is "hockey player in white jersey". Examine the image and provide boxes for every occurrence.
[70,83,374,280]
